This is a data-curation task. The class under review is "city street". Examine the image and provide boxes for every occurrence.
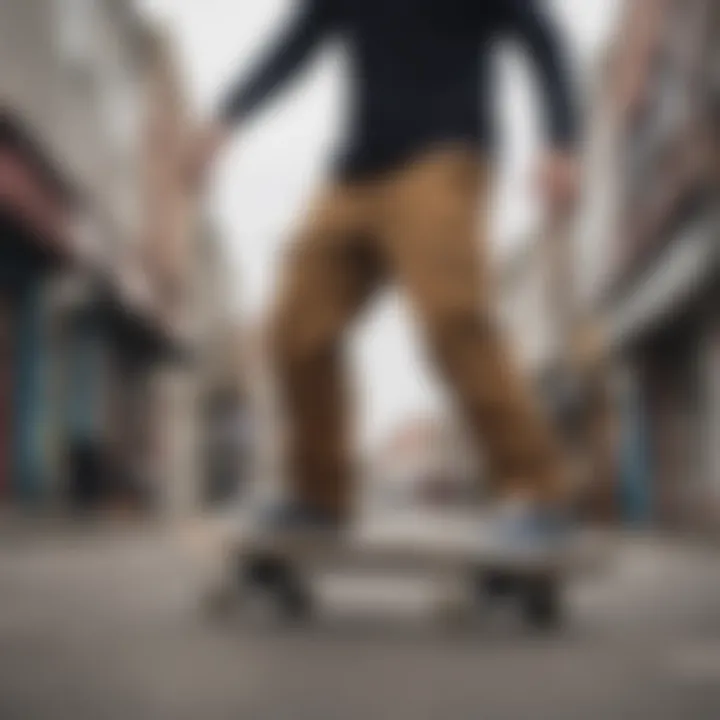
[2,522,720,719]
[1,0,719,718]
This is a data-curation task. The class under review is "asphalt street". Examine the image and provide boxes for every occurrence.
[2,522,720,719]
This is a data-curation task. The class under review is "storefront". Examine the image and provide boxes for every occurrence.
[0,298,12,500]
[66,279,186,512]
[0,111,75,505]
[202,385,250,507]
[609,215,720,529]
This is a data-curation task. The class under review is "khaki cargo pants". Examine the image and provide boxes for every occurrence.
[271,146,563,518]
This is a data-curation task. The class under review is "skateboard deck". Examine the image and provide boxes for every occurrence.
[205,511,608,629]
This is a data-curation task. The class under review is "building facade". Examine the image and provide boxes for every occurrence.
[0,0,84,506]
[0,0,206,514]
[498,225,606,513]
[592,0,720,530]
[498,232,562,382]
[193,220,249,511]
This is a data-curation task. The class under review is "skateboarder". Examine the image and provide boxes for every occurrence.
[191,0,580,552]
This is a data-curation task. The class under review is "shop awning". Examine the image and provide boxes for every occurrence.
[608,214,720,348]
[0,110,78,271]
[70,279,194,366]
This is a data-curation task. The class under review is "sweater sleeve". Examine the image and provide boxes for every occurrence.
[501,0,580,148]
[218,0,336,124]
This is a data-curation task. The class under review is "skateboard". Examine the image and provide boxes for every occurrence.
[205,512,597,630]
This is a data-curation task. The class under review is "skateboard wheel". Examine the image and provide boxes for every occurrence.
[521,574,562,629]
[243,555,313,623]
[476,568,519,603]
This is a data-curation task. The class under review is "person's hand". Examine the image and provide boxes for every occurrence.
[535,150,581,217]
[185,122,232,192]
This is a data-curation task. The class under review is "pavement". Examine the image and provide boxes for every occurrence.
[2,519,720,719]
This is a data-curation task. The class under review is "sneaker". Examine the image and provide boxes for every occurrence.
[486,500,573,564]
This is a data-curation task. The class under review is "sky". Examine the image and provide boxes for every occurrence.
[143,0,620,450]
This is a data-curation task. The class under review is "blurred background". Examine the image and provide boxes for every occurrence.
[1,0,718,531]
[1,1,720,718]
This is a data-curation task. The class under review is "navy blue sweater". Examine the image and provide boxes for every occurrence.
[220,0,578,178]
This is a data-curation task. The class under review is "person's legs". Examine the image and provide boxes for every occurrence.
[270,185,382,522]
[379,147,566,505]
